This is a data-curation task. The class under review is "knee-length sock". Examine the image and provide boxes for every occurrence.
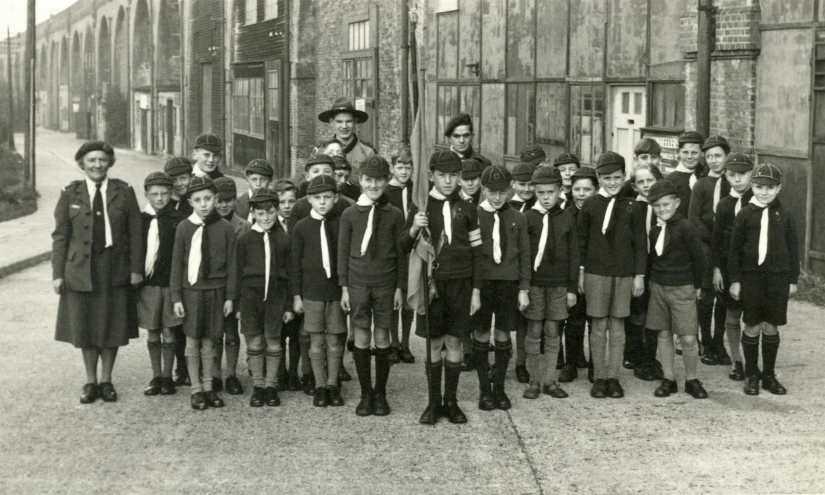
[590,327,608,380]
[543,334,561,384]
[352,346,372,396]
[265,349,283,388]
[742,333,760,377]
[607,322,626,379]
[374,347,391,396]
[682,339,699,381]
[658,332,675,381]
[761,333,780,377]
[147,340,162,378]
[300,333,312,376]
[161,342,176,378]
[309,349,327,387]
[248,348,265,388]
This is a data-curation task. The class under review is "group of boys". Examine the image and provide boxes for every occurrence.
[133,105,798,420]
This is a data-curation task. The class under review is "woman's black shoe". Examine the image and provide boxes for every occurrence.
[159,377,177,395]
[99,382,118,402]
[144,378,162,396]
[80,383,98,404]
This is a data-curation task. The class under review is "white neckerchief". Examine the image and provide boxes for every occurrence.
[730,188,744,216]
[429,189,452,244]
[749,197,769,265]
[310,209,332,278]
[654,218,667,256]
[532,203,550,271]
[390,178,409,219]
[278,214,288,233]
[479,200,502,264]
[460,189,474,202]
[708,171,723,214]
[251,223,271,300]
[675,163,698,190]
[85,177,113,248]
[356,194,377,256]
[247,211,254,224]
[637,195,653,252]
[192,166,207,178]
[599,188,616,235]
[143,203,160,277]
[559,190,567,210]
[186,212,205,285]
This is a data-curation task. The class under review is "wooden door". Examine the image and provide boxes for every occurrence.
[612,86,646,167]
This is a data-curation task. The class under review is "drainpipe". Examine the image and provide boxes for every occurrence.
[696,0,713,137]
[400,0,409,145]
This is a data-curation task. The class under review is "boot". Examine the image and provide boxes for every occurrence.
[473,339,495,411]
[493,340,512,411]
[443,360,467,424]
[419,360,443,425]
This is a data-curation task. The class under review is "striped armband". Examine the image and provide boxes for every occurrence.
[468,228,482,247]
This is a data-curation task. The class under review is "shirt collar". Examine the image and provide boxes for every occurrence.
[85,176,109,198]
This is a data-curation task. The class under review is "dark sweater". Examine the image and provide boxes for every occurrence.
[170,217,238,302]
[665,168,701,218]
[173,197,193,217]
[711,188,753,273]
[387,181,416,220]
[288,195,354,232]
[525,206,579,291]
[338,200,406,288]
[477,205,531,289]
[141,204,187,287]
[237,228,292,293]
[689,174,730,245]
[577,194,647,277]
[509,195,536,214]
[291,214,342,301]
[728,199,800,284]
[647,214,706,287]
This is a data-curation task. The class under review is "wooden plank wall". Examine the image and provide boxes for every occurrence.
[507,0,535,79]
[535,0,568,78]
[606,0,646,79]
[649,0,684,79]
[480,84,505,164]
[458,0,480,80]
[760,0,816,23]
[569,0,605,78]
[481,0,506,80]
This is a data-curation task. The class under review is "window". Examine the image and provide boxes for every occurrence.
[267,68,279,121]
[245,0,257,24]
[569,84,604,166]
[342,58,374,101]
[506,84,536,156]
[232,76,264,138]
[436,0,458,13]
[348,20,370,51]
[265,0,277,19]
[650,82,684,129]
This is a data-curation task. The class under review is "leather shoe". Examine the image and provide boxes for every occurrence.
[633,364,659,382]
[205,390,225,408]
[302,373,316,395]
[761,374,787,395]
[373,393,391,416]
[542,382,569,398]
[716,348,732,366]
[419,403,442,425]
[685,379,708,399]
[327,385,345,407]
[701,351,718,366]
[494,388,511,410]
[99,382,118,402]
[288,372,302,391]
[80,383,98,404]
[622,359,635,370]
[225,375,243,395]
[744,375,760,395]
[265,386,281,406]
[212,377,223,393]
[443,400,468,424]
[522,383,540,399]
[478,388,496,410]
[144,378,162,396]
[729,361,745,381]
[338,366,352,382]
[460,354,475,372]
[515,365,530,384]
[591,379,607,398]
[355,393,374,416]
[191,391,208,410]
[558,364,577,383]
[400,348,416,364]
[654,379,677,397]
[159,377,177,395]
[605,378,624,399]
[313,387,328,407]
[250,386,266,407]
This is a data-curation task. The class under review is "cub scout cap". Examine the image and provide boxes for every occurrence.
[553,152,580,168]
[724,153,754,173]
[751,163,782,185]
[428,150,463,173]
[480,165,512,191]
[194,133,222,154]
[249,187,279,205]
[596,151,626,175]
[634,138,661,157]
[702,135,730,154]
[304,154,335,172]
[361,155,391,178]
[187,176,216,194]
[273,178,297,193]
[519,145,546,167]
[75,141,115,163]
[214,177,238,200]
[444,113,473,137]
[511,162,536,181]
[245,159,274,177]
[647,179,679,203]
[306,175,337,195]
[531,166,562,185]
[144,171,173,189]
[460,158,484,179]
[571,166,598,182]
[678,131,705,147]
[164,156,193,177]
[332,155,351,171]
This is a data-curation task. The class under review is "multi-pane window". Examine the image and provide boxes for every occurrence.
[265,0,277,19]
[650,82,685,129]
[232,77,264,138]
[342,58,374,101]
[569,84,604,166]
[506,84,536,156]
[245,0,257,24]
[267,68,279,120]
[348,20,370,51]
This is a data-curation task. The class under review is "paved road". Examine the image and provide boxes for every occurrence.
[0,262,824,493]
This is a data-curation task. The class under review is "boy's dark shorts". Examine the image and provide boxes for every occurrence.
[240,285,286,342]
[349,282,395,330]
[181,288,226,339]
[740,272,790,327]
[474,279,520,331]
[416,277,472,340]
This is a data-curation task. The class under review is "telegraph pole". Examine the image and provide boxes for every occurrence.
[25,0,35,188]
[6,27,14,150]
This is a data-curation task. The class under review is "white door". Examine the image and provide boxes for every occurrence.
[611,86,646,169]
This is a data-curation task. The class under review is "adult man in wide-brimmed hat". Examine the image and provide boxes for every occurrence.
[318,98,377,197]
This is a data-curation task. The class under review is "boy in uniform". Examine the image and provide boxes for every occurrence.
[459,158,484,205]
[578,151,647,399]
[235,159,274,223]
[387,149,416,364]
[645,180,709,399]
[729,164,799,396]
[402,150,483,425]
[140,172,187,396]
[339,155,406,416]
[665,131,705,218]
[522,167,578,399]
[472,165,531,410]
[191,133,225,180]
[291,175,348,407]
[333,156,353,197]
[553,153,580,210]
[711,153,754,381]
[237,188,294,407]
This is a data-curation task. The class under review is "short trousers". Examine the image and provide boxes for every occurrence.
[181,287,226,339]
[523,285,569,322]
[584,274,632,318]
[349,282,395,330]
[740,272,790,327]
[303,299,347,334]
[240,285,286,341]
[416,277,472,340]
[473,279,520,331]
[645,282,698,336]
[138,285,182,330]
